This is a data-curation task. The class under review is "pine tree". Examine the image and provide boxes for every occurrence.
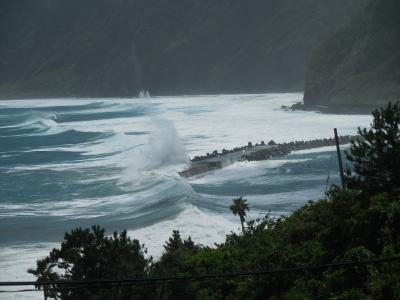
[345,102,400,195]
[28,226,151,300]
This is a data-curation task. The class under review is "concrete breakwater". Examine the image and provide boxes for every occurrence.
[179,136,355,178]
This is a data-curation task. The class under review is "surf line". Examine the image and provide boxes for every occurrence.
[179,135,355,178]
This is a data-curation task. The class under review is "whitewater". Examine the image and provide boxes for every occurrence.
[0,93,371,299]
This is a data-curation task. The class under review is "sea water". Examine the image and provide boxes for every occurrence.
[0,93,371,299]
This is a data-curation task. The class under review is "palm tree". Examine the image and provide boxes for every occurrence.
[230,197,249,234]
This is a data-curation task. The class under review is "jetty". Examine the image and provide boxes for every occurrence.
[179,136,355,178]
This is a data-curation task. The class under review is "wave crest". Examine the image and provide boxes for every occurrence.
[120,117,190,185]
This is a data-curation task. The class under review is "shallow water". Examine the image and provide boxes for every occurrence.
[0,93,371,299]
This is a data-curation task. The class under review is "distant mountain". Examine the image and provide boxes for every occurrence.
[0,0,365,99]
[304,0,400,110]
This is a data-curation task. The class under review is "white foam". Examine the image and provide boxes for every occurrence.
[3,93,370,158]
[154,93,370,157]
[189,159,310,185]
[0,243,57,300]
[290,144,351,155]
[0,178,187,218]
[128,205,238,258]
[2,94,371,171]
[0,111,60,134]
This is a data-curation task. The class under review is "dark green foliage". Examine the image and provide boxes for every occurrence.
[345,102,400,195]
[0,0,364,98]
[28,226,151,300]
[304,0,400,109]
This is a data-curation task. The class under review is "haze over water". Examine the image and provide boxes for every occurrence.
[0,93,371,299]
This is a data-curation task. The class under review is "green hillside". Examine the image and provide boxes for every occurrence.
[0,0,364,99]
[304,0,400,110]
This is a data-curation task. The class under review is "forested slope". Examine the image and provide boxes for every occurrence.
[304,0,400,109]
[0,0,364,98]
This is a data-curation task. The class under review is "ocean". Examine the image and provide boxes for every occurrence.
[0,93,371,299]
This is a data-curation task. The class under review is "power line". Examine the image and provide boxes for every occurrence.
[0,255,399,293]
[0,289,37,293]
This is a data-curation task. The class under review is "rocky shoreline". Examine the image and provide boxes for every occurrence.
[281,102,374,115]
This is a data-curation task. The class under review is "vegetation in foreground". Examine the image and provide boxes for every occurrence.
[30,103,400,299]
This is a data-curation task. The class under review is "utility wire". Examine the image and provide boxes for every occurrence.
[1,255,399,293]
[0,289,38,293]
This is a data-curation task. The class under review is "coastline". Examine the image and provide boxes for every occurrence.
[0,92,385,116]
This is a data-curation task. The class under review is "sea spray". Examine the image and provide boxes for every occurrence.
[120,117,190,186]
[145,117,189,168]
[128,205,238,258]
